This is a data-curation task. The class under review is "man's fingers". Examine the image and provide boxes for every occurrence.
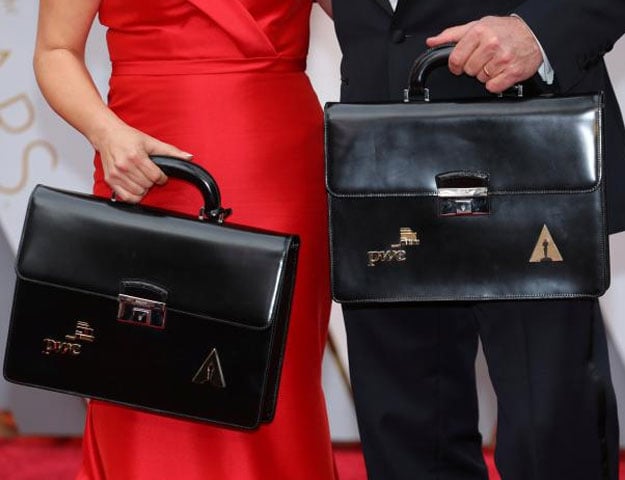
[463,38,504,78]
[428,16,542,90]
[448,34,480,76]
[484,71,518,94]
[426,22,475,47]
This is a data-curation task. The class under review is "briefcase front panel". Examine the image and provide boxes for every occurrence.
[4,186,299,429]
[325,95,609,303]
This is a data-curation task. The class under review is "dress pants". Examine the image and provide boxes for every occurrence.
[343,299,619,480]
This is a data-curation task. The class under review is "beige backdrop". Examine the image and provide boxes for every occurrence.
[0,2,624,443]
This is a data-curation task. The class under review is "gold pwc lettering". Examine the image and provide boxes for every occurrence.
[367,227,418,267]
[41,321,95,358]
[367,248,407,267]
[42,338,82,356]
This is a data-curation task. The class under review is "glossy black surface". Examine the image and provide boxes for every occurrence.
[151,155,222,212]
[4,185,299,429]
[325,94,609,302]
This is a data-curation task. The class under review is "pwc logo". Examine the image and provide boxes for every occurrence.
[42,321,95,357]
[367,227,420,267]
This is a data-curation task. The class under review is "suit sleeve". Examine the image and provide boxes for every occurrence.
[515,0,625,92]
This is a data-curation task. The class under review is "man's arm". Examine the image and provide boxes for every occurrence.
[515,0,625,92]
[427,0,625,93]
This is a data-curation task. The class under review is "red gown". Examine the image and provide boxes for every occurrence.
[78,1,336,478]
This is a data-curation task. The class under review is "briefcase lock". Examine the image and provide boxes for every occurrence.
[117,294,167,329]
[436,172,490,217]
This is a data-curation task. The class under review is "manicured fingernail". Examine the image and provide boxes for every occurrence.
[182,152,194,159]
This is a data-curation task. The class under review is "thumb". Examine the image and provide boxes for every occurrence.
[145,137,194,162]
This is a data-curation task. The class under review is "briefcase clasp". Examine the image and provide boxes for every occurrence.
[117,294,167,329]
[436,172,490,217]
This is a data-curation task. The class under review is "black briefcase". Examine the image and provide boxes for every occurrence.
[3,156,299,429]
[325,45,609,303]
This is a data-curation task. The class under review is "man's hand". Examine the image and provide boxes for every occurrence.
[426,16,543,93]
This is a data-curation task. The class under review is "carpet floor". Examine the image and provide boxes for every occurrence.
[0,437,623,479]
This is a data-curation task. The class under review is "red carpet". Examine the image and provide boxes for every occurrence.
[0,438,623,479]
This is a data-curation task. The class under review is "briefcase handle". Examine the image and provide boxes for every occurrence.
[405,44,523,102]
[149,155,232,223]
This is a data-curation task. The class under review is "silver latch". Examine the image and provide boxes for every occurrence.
[435,172,490,217]
[117,294,167,329]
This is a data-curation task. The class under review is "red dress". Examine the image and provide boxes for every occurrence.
[78,1,336,478]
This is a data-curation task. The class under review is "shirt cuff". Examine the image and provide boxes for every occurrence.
[511,13,554,85]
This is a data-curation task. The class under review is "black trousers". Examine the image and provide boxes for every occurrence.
[343,299,619,480]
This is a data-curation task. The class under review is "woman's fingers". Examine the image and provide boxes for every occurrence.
[142,136,194,185]
[98,125,194,201]
[111,184,144,204]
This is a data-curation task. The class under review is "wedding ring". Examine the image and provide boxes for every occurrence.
[483,65,492,77]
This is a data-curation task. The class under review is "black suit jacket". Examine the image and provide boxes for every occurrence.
[331,0,625,233]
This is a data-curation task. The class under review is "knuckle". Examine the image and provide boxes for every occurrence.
[499,50,514,64]
[472,24,487,36]
[126,152,143,164]
[113,160,129,173]
[509,65,523,77]
[486,35,500,50]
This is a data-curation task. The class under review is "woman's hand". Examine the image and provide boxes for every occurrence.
[92,121,193,203]
[34,0,192,204]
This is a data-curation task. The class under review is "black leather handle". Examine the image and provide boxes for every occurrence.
[407,44,456,100]
[407,44,523,101]
[149,155,231,222]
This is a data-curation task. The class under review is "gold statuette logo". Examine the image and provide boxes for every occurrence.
[42,321,95,357]
[529,224,563,263]
[367,227,420,267]
[192,348,226,388]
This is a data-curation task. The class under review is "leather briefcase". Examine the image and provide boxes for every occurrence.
[325,45,610,303]
[3,156,299,429]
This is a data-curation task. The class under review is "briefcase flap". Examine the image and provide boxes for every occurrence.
[16,186,297,331]
[325,95,602,197]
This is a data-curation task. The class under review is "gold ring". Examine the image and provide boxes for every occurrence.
[483,65,492,77]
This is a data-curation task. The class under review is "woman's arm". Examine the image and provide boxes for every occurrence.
[34,0,191,202]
